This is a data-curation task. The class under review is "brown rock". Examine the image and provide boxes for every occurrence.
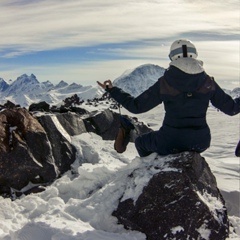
[0,108,57,191]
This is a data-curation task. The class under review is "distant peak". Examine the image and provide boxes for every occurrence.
[69,82,82,87]
[16,74,39,83]
[30,73,37,79]
[55,80,68,89]
[0,78,9,91]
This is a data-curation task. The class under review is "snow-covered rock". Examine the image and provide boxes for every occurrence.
[0,106,152,196]
[113,152,229,240]
[0,105,239,239]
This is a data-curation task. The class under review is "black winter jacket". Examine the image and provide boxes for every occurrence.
[107,65,240,154]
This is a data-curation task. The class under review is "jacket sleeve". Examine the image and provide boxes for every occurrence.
[210,81,240,116]
[107,80,163,114]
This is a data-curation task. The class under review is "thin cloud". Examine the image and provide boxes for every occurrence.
[0,0,239,89]
[0,0,238,57]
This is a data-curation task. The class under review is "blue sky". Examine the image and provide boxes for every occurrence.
[0,0,239,88]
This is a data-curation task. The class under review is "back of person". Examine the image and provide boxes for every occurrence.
[157,73,213,154]
[98,39,240,157]
[160,72,213,129]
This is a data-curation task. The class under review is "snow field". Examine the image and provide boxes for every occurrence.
[0,103,239,239]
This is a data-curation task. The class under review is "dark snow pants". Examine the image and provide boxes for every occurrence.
[134,126,211,157]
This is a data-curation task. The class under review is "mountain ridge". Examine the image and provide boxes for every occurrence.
[113,63,165,97]
[0,63,239,107]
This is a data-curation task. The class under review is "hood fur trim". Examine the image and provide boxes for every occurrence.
[169,58,204,74]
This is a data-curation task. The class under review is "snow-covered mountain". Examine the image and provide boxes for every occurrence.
[0,64,165,107]
[113,64,165,97]
[0,74,104,107]
[113,63,240,98]
[0,63,239,107]
[0,78,9,92]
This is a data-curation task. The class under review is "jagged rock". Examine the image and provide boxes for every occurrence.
[58,105,88,114]
[29,101,50,112]
[37,109,151,142]
[0,108,58,192]
[84,109,115,137]
[0,107,152,198]
[36,114,76,174]
[68,106,88,114]
[83,109,152,141]
[55,112,87,136]
[3,100,19,109]
[113,152,229,240]
[63,94,83,107]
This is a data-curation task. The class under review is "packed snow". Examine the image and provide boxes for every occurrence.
[0,98,239,240]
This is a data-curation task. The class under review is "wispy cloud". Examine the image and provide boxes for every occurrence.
[0,0,239,87]
[0,0,239,57]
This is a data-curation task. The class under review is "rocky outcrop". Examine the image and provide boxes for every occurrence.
[82,109,151,142]
[36,114,77,174]
[113,152,229,240]
[0,106,152,198]
[0,100,20,111]
[29,101,50,112]
[0,108,58,193]
[0,105,231,238]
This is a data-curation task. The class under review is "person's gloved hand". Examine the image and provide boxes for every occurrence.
[97,80,113,90]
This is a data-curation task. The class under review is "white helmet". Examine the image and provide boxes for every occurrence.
[169,39,198,61]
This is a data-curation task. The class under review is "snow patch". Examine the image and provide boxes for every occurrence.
[51,115,71,143]
[196,191,225,224]
[171,226,184,234]
[196,222,211,240]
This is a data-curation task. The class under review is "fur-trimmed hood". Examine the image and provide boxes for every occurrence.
[169,58,204,74]
[164,58,207,92]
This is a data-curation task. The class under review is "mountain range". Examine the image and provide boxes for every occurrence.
[0,74,104,107]
[0,64,239,107]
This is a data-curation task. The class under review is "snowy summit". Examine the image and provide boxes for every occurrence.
[113,64,165,97]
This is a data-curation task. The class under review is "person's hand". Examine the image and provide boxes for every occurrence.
[97,80,113,90]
